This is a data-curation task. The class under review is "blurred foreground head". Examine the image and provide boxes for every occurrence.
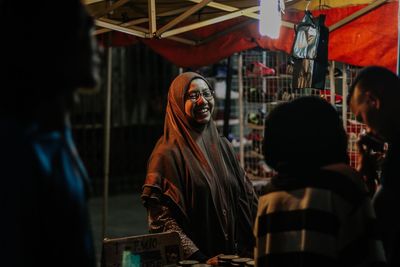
[263,96,348,174]
[0,0,100,111]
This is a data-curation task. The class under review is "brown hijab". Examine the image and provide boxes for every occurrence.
[142,72,257,257]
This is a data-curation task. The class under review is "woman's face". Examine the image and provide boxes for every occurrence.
[184,78,214,124]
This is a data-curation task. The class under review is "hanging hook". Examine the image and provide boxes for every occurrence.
[305,0,311,11]
[279,0,285,14]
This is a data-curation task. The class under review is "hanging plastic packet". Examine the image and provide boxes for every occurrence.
[290,10,329,89]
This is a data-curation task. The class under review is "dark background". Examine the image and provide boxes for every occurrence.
[72,43,178,196]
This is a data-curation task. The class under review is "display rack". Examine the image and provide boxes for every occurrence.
[325,62,366,169]
[343,65,366,168]
[237,49,366,193]
[238,49,316,186]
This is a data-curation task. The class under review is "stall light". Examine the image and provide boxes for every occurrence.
[259,0,284,39]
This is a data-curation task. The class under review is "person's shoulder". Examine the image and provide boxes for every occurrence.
[320,163,370,204]
[321,163,365,188]
[149,137,182,162]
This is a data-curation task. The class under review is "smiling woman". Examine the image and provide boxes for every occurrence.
[141,72,258,264]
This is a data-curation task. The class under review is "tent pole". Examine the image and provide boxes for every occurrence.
[238,53,245,169]
[102,46,113,240]
[342,64,348,130]
[397,0,400,75]
[329,0,387,32]
[329,61,336,106]
[223,56,232,138]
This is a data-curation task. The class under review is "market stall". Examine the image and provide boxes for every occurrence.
[82,2,399,262]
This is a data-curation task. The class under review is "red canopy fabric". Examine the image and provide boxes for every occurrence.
[104,2,398,71]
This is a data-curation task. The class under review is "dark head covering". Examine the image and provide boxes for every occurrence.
[142,72,256,257]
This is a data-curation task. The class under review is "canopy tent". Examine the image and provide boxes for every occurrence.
[85,0,399,239]
[85,0,399,72]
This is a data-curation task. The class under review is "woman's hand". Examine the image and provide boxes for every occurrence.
[206,254,223,266]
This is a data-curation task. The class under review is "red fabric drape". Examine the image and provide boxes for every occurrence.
[103,2,398,71]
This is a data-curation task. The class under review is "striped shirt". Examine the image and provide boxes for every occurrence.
[254,163,386,267]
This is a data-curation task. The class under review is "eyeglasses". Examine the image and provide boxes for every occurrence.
[186,89,214,102]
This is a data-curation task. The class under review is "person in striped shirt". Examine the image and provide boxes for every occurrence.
[254,96,386,266]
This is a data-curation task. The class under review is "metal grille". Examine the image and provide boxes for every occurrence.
[343,65,365,168]
[239,49,320,185]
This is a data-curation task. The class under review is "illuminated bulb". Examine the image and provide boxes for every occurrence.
[259,0,282,39]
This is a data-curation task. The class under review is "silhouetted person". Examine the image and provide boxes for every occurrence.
[0,1,100,266]
[254,97,386,266]
[348,66,400,267]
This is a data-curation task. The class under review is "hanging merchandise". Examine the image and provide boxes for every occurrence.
[290,10,329,89]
